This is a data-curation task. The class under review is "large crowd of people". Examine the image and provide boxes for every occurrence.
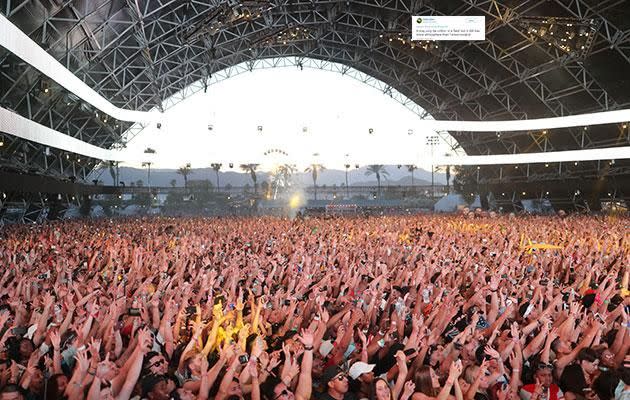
[0,214,627,400]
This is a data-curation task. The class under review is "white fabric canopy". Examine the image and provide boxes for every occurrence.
[0,14,162,124]
[1,106,628,165]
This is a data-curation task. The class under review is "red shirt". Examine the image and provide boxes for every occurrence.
[520,384,564,400]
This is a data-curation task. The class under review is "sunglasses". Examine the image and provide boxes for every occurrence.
[147,359,166,369]
[274,389,290,399]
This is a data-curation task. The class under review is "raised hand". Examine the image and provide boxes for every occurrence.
[74,349,90,372]
[449,359,463,378]
[251,335,264,358]
[395,350,408,370]
[296,328,314,348]
[89,337,102,358]
[49,330,61,349]
[402,381,416,399]
[485,345,500,360]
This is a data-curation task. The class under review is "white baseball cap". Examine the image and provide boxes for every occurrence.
[349,362,376,380]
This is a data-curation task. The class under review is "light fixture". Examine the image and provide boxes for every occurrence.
[302,127,308,133]
[229,163,233,168]
[208,124,213,131]
[368,128,374,134]
[583,126,588,130]
[545,191,549,195]
[545,163,549,167]
[623,123,627,129]
[408,129,413,135]
[257,125,263,132]
[355,164,359,169]
[477,166,480,170]
[0,140,3,147]
[522,191,526,195]
[157,123,162,129]
[543,130,547,134]
[515,165,519,169]
[501,193,505,196]
[574,161,578,165]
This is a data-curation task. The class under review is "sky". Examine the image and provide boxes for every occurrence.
[120,60,455,171]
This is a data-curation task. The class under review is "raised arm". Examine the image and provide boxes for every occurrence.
[295,329,314,400]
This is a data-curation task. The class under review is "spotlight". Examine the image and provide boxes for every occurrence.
[368,128,374,134]
[515,165,519,169]
[545,163,549,167]
[623,123,627,129]
[208,124,213,131]
[583,126,588,130]
[522,191,526,195]
[574,161,578,166]
[408,129,413,135]
[0,140,3,147]
[257,125,263,132]
[477,166,480,170]
[157,123,162,129]
[40,80,50,94]
[229,163,233,168]
[397,165,401,169]
[302,127,308,133]
[609,160,615,165]
[355,164,359,169]
[501,192,505,196]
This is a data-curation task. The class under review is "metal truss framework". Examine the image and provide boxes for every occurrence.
[1,0,629,189]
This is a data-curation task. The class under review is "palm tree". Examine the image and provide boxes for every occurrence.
[446,165,451,194]
[344,164,351,198]
[365,165,389,198]
[141,162,153,187]
[177,163,192,188]
[406,165,418,186]
[210,163,222,192]
[240,164,259,194]
[305,164,325,200]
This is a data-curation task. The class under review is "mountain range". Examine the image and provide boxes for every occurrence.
[92,165,447,188]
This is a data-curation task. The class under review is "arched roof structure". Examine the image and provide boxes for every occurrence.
[0,0,629,183]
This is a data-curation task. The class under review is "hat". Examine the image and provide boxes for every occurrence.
[319,340,334,357]
[321,366,345,388]
[349,362,375,380]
